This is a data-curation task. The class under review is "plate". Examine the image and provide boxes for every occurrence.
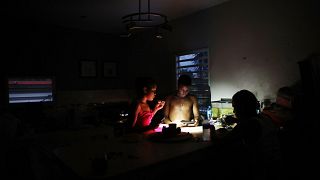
[147,132,193,142]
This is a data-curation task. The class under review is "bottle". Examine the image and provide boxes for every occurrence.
[206,106,212,120]
[209,121,216,140]
[202,120,211,141]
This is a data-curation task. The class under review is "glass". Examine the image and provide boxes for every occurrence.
[202,120,212,141]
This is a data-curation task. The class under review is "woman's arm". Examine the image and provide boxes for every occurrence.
[132,103,141,128]
[162,96,172,124]
[153,100,165,114]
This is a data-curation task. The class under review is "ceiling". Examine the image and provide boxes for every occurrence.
[6,0,230,34]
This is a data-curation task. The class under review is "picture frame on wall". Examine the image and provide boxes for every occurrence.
[103,62,117,77]
[80,59,97,77]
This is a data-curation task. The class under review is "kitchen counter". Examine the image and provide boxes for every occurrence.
[52,125,213,179]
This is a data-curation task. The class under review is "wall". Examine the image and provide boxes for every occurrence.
[124,30,176,99]
[1,20,132,105]
[3,0,320,105]
[166,0,320,102]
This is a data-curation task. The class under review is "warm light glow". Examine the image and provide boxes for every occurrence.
[180,126,202,134]
[154,124,203,134]
[154,123,168,132]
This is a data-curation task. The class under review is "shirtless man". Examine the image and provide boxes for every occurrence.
[162,75,200,127]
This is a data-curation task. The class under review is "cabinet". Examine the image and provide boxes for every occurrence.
[298,54,320,101]
[298,54,320,129]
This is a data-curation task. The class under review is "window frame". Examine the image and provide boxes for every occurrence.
[175,48,211,117]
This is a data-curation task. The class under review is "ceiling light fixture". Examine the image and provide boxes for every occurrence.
[122,0,172,34]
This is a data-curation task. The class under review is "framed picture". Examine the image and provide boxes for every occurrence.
[80,59,97,77]
[103,62,117,77]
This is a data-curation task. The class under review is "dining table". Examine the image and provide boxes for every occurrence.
[51,124,217,179]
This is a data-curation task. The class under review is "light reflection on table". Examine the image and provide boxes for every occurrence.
[153,123,203,137]
[153,123,234,136]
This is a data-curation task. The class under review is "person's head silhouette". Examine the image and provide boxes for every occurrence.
[232,89,259,120]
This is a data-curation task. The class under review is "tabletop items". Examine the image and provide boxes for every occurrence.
[52,125,212,179]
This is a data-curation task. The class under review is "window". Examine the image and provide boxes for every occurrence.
[176,48,211,117]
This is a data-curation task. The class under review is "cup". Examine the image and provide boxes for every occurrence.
[169,123,177,129]
[202,120,216,141]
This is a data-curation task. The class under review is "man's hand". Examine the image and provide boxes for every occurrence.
[162,117,172,124]
[193,119,199,127]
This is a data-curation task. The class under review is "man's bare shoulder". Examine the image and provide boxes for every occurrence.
[187,94,198,100]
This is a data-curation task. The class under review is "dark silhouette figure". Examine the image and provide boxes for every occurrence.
[214,89,284,180]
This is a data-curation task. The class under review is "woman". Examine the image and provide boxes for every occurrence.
[128,77,165,132]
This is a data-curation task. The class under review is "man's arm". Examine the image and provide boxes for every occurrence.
[191,95,200,126]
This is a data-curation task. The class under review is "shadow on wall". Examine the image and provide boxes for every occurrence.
[56,89,131,106]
